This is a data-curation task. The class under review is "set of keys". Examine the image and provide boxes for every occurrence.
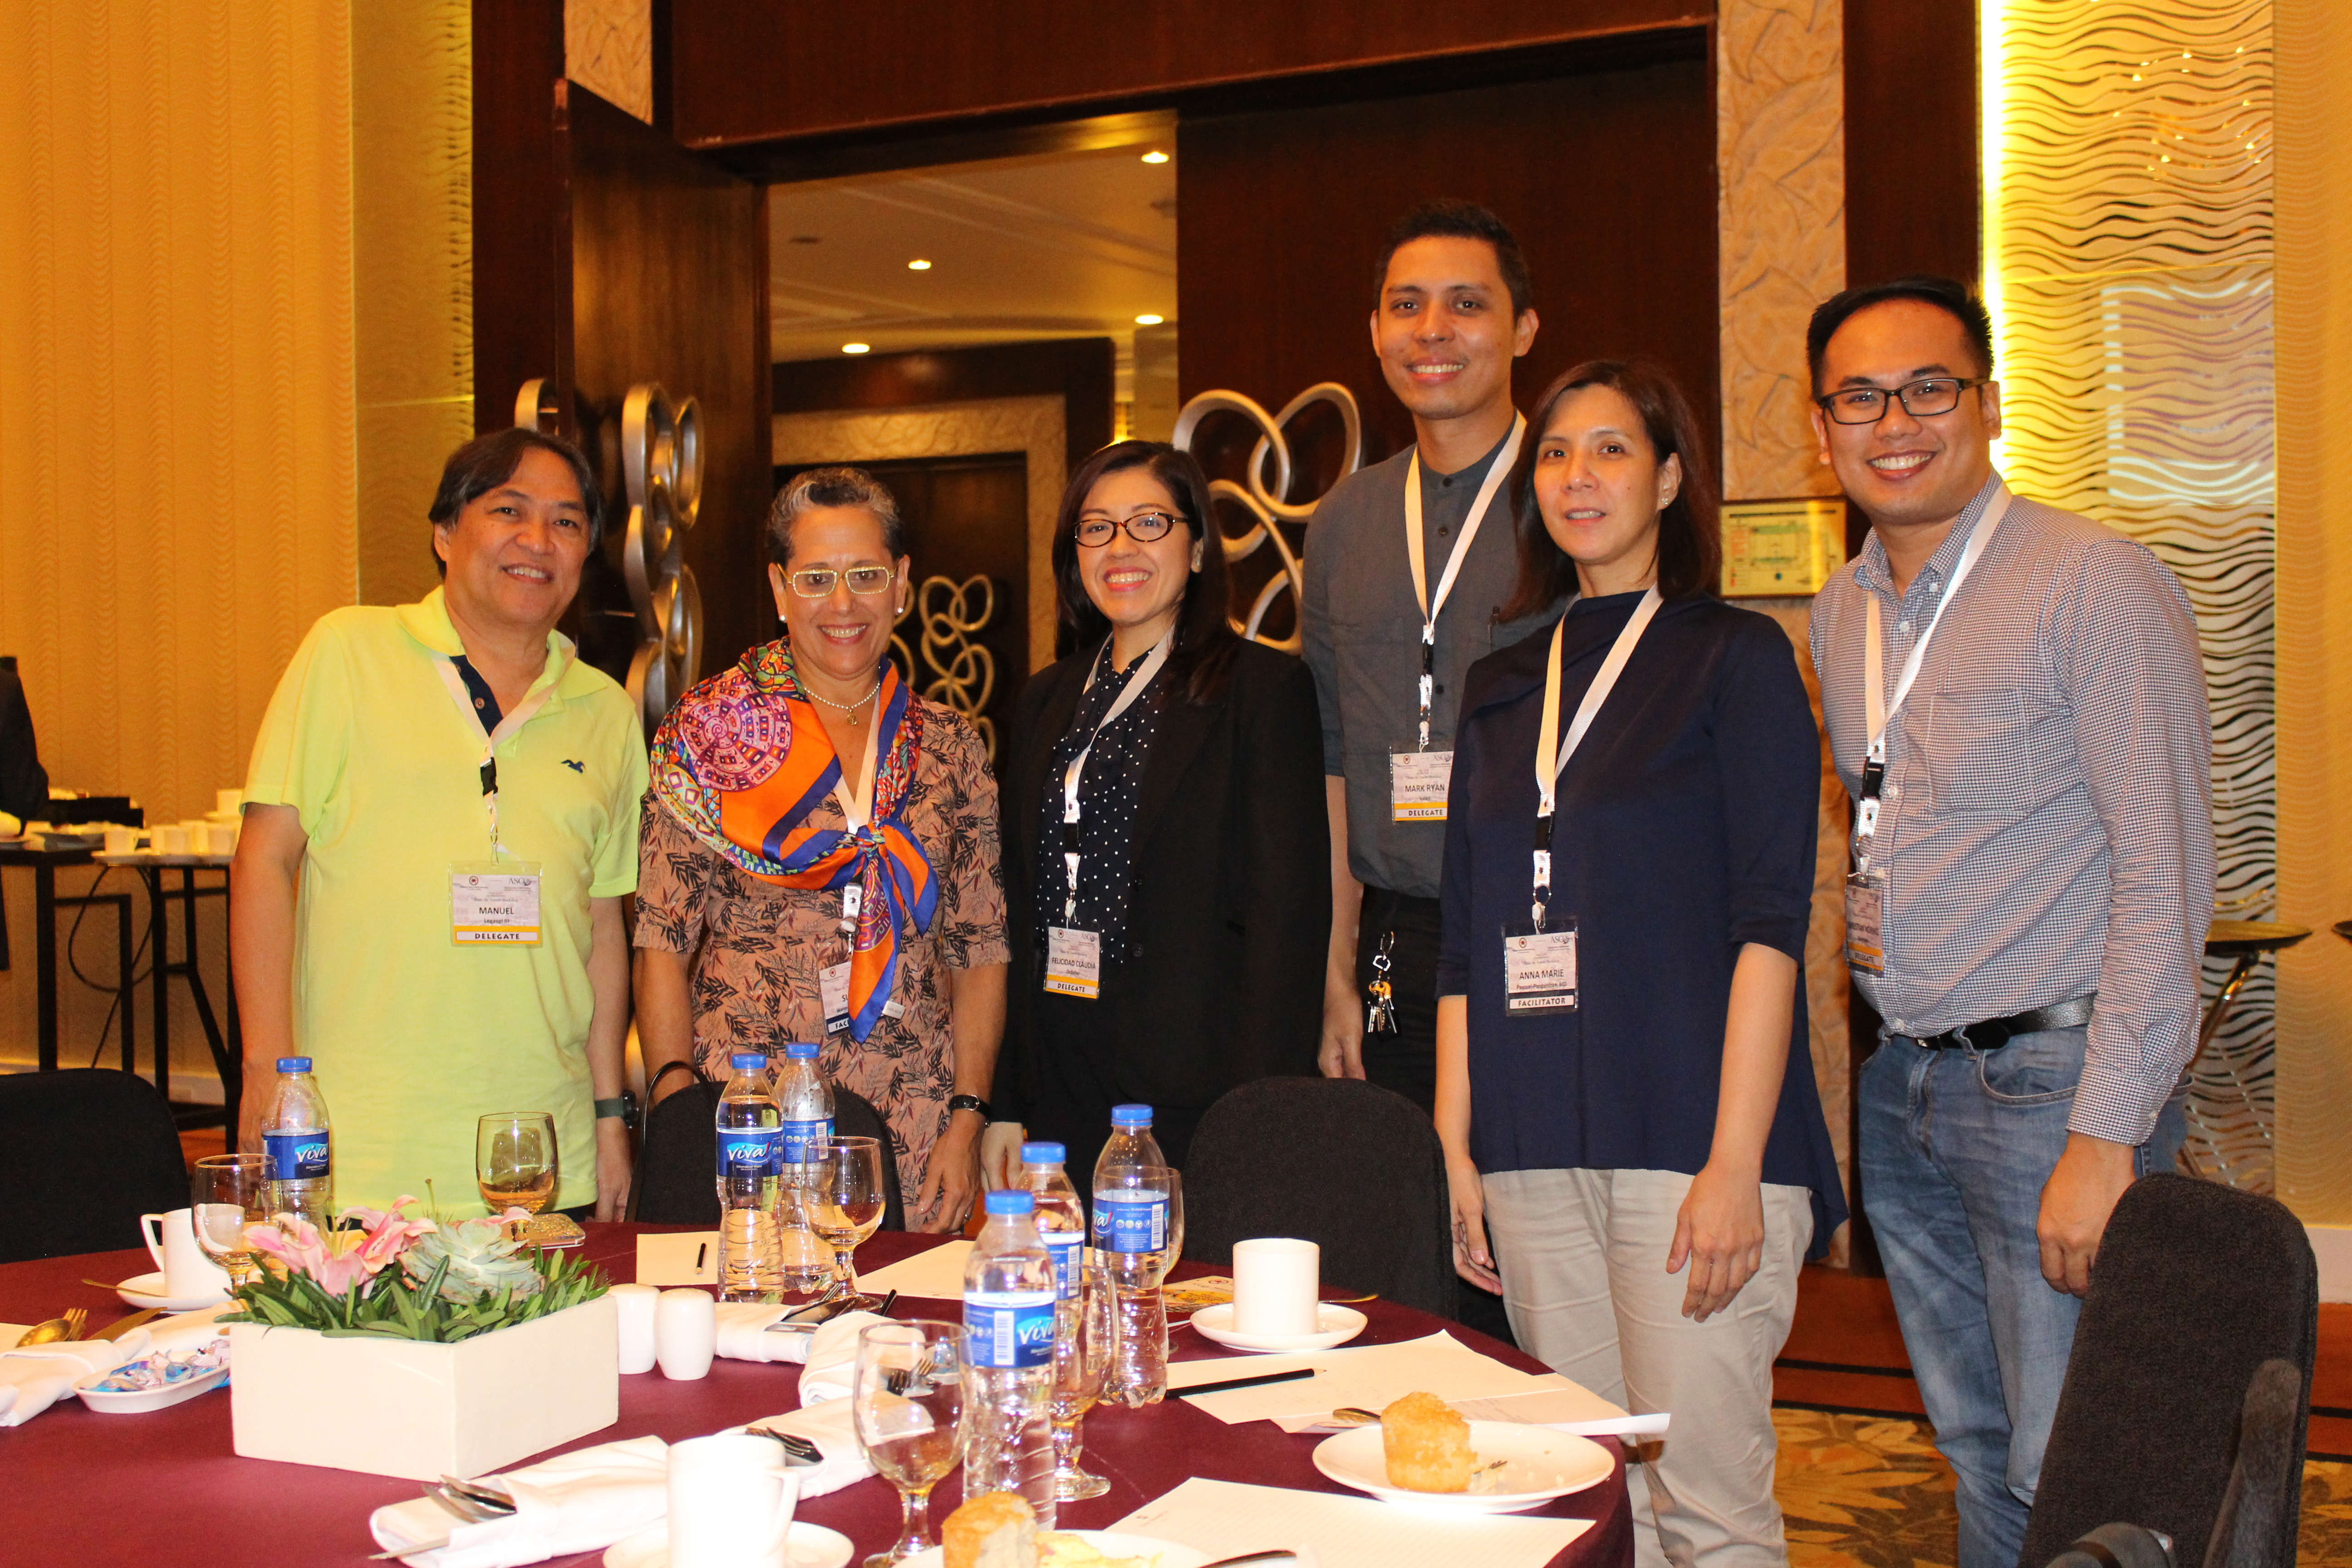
[1364,931,1398,1034]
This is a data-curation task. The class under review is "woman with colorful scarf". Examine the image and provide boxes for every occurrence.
[633,467,1009,1232]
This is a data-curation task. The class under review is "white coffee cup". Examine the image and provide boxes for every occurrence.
[666,1432,800,1568]
[1232,1236,1321,1338]
[155,824,189,855]
[216,788,244,817]
[140,1207,233,1299]
[102,827,138,856]
[610,1282,660,1374]
[655,1287,717,1379]
[202,821,238,855]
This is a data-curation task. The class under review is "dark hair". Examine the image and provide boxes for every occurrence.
[1052,441,1240,706]
[766,466,907,566]
[1805,274,1994,392]
[1372,198,1534,318]
[1503,359,1721,618]
[426,428,604,577]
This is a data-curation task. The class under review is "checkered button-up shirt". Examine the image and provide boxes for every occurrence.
[1810,472,2214,1145]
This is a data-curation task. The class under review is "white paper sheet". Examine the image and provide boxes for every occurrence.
[633,1231,718,1287]
[849,1239,973,1300]
[1271,1374,1629,1435]
[1170,1330,1558,1425]
[1113,1477,1590,1568]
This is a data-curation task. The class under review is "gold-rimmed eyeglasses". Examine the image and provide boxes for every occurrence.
[1075,511,1179,547]
[1814,377,1989,425]
[787,565,896,598]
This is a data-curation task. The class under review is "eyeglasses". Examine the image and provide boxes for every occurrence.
[787,565,896,598]
[1075,511,1180,548]
[1814,377,1988,425]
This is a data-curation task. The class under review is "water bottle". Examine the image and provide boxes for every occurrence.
[257,1056,333,1230]
[962,1190,1058,1528]
[715,1052,783,1302]
[1094,1104,1171,1407]
[1022,1142,1086,1310]
[772,1042,835,1298]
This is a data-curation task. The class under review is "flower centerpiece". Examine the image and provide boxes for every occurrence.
[225,1198,621,1480]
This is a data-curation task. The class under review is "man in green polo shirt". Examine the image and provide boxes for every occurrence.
[231,428,648,1218]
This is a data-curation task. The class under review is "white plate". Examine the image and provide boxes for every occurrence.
[1187,1302,1367,1352]
[900,1531,1212,1568]
[603,1520,853,1568]
[115,1271,228,1311]
[1312,1420,1615,1514]
[72,1358,230,1413]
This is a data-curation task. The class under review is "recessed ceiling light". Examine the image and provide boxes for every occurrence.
[907,259,932,270]
[1134,314,1165,326]
[1140,151,1169,164]
[842,343,871,355]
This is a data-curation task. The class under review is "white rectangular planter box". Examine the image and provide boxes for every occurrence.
[230,1294,618,1480]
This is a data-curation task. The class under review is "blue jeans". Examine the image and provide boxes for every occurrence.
[1859,1026,2185,1568]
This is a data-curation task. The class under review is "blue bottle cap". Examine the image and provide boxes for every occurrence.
[985,1190,1036,1216]
[276,1057,312,1073]
[1110,1103,1153,1128]
[784,1042,819,1061]
[1021,1142,1065,1165]
[730,1052,768,1071]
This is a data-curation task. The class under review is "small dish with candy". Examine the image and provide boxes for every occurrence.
[73,1344,230,1414]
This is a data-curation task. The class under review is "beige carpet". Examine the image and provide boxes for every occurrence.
[1771,1407,2352,1566]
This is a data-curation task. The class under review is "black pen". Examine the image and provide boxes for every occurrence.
[695,1242,708,1274]
[1173,1365,1320,1397]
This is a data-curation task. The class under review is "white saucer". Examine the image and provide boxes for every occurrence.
[900,1532,1211,1567]
[116,1271,229,1311]
[1312,1420,1614,1513]
[604,1520,853,1568]
[1188,1301,1367,1352]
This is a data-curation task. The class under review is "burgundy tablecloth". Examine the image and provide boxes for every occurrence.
[0,1225,1631,1566]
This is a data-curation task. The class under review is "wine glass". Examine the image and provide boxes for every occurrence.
[1049,1254,1117,1499]
[476,1112,559,1222]
[850,1319,965,1567]
[191,1153,267,1289]
[807,1136,887,1309]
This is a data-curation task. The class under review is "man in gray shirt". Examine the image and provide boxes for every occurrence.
[1302,200,1558,1110]
[1807,275,2211,1568]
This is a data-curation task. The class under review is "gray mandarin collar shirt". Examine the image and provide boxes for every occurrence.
[1302,424,1560,899]
[1809,470,2215,1146]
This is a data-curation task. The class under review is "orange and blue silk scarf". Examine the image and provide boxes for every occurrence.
[649,641,937,1041]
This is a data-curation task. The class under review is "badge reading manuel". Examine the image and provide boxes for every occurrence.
[449,861,543,946]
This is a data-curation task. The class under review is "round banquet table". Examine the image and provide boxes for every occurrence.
[0,1224,1632,1567]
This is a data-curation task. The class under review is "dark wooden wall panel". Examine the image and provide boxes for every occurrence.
[1844,0,1980,290]
[1176,54,1720,473]
[470,0,569,436]
[668,0,1709,148]
[773,339,1116,476]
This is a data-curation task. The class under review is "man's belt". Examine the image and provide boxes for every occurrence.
[1911,995,2096,1052]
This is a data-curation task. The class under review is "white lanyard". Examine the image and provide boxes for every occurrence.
[1060,631,1173,921]
[1404,413,1526,749]
[831,702,883,932]
[1857,485,2011,843]
[1529,587,1662,927]
[435,655,556,858]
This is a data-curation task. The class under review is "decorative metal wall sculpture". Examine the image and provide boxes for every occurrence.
[916,574,998,760]
[1173,383,1363,653]
[617,383,704,734]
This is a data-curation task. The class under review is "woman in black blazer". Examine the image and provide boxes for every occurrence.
[981,440,1329,1198]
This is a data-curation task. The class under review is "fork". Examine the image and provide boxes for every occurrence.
[745,1426,826,1466]
[419,1481,503,1525]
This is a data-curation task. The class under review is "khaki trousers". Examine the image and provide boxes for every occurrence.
[1481,1167,1812,1568]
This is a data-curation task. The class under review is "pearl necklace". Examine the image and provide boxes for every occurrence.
[806,675,882,723]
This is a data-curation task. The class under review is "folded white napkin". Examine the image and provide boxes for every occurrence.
[366,1434,671,1568]
[0,1329,148,1426]
[712,1305,884,1375]
[147,1303,235,1355]
[794,1311,885,1402]
[736,1397,875,1499]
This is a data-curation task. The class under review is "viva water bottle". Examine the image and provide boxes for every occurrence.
[714,1052,783,1301]
[772,1042,835,1299]
[257,1057,333,1230]
[1093,1105,1173,1407]
[1022,1142,1086,1310]
[962,1190,1058,1527]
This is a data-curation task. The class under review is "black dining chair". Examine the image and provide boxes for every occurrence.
[2023,1173,2317,1568]
[1180,1075,1456,1319]
[627,1077,905,1233]
[0,1068,190,1264]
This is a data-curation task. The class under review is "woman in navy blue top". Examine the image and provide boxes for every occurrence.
[1435,360,1845,1568]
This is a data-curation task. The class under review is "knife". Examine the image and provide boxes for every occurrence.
[90,1309,162,1341]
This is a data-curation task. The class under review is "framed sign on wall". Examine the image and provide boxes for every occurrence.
[1721,497,1847,597]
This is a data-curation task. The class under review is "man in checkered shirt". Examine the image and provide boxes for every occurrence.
[1804,276,2213,1568]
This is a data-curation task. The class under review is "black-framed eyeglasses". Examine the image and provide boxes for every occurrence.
[787,565,896,598]
[1074,511,1180,548]
[1814,377,1989,425]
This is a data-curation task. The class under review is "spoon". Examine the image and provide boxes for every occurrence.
[18,1308,89,1346]
[1329,1406,1381,1426]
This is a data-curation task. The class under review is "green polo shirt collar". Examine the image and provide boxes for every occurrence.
[395,586,578,717]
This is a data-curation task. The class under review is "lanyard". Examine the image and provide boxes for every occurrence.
[1529,587,1661,930]
[831,701,883,932]
[1855,485,2011,850]
[1060,631,1173,921]
[434,656,556,858]
[1405,413,1526,750]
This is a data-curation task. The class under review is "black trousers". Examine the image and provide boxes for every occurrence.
[1019,984,1206,1210]
[1354,887,1441,1111]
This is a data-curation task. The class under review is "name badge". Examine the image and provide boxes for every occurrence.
[1044,926,1102,999]
[450,862,541,946]
[820,960,853,1035]
[1844,871,1886,975]
[1389,750,1453,822]
[1503,926,1578,1013]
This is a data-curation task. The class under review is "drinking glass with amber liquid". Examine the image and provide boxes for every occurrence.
[476,1112,559,1220]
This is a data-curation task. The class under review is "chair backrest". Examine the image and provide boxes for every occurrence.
[0,1068,188,1264]
[1180,1076,1455,1319]
[2021,1174,2317,1568]
[627,1079,906,1234]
